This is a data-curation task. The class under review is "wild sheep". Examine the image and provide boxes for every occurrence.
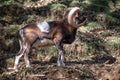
[10,7,87,72]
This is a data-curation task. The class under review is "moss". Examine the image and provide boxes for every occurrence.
[105,37,120,46]
[100,31,111,37]
[115,26,120,31]
[51,3,67,17]
[0,0,15,4]
[51,3,67,9]
[6,25,19,35]
[70,0,81,7]
[82,22,102,31]
[106,14,119,25]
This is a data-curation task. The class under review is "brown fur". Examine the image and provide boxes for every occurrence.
[10,7,87,72]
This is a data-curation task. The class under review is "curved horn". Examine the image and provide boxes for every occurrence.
[68,7,84,28]
[63,8,72,20]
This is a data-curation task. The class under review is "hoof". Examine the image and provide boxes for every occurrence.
[57,61,65,67]
[26,65,33,68]
[8,67,18,72]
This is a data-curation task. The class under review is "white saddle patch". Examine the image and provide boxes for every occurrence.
[37,22,50,33]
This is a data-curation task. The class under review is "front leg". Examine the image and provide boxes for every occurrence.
[57,44,65,66]
[54,38,65,66]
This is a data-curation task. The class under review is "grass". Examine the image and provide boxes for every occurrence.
[86,22,102,30]
[51,3,67,9]
[115,26,120,31]
[70,0,80,7]
[104,37,120,46]
[0,0,15,4]
[78,22,103,33]
[34,46,57,61]
[50,3,67,19]
[104,37,120,55]
[99,31,111,37]
[7,25,19,35]
[6,58,14,66]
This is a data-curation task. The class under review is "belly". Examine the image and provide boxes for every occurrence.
[33,39,54,48]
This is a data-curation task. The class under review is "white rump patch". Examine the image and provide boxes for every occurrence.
[37,22,50,33]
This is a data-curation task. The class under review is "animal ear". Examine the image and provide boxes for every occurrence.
[75,12,79,17]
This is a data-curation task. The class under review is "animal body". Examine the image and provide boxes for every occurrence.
[10,7,87,72]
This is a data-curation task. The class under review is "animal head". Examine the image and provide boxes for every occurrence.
[64,7,88,28]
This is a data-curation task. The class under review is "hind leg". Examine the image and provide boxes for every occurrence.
[13,40,27,71]
[24,43,31,68]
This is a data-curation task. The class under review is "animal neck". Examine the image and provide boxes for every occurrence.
[63,19,77,33]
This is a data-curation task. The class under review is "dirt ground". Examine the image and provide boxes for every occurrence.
[1,54,119,80]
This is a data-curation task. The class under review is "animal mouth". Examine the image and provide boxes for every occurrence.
[75,16,87,25]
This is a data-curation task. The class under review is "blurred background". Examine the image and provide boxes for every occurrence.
[0,0,120,79]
